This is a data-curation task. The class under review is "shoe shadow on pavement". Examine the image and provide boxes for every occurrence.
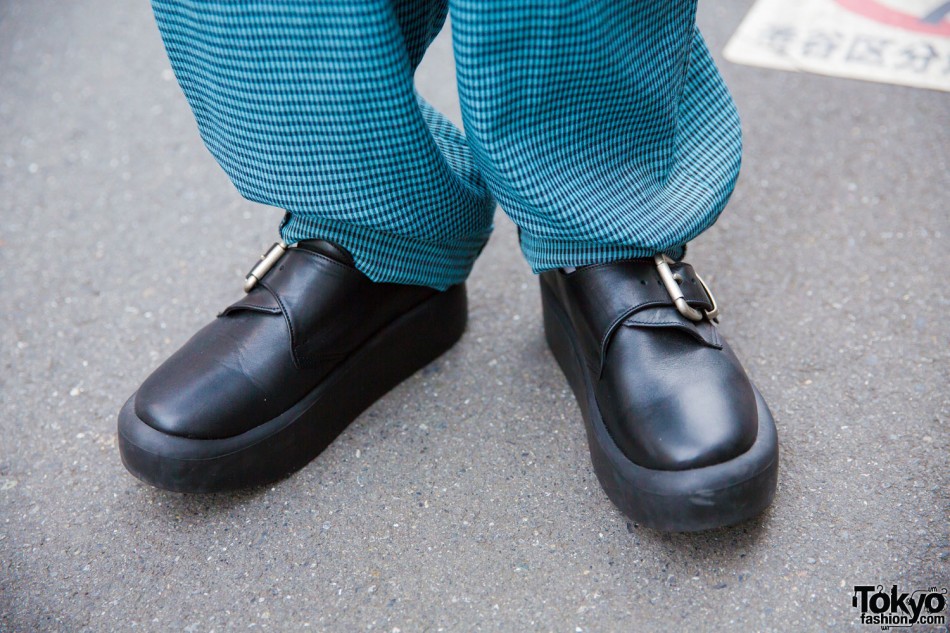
[125,480,273,517]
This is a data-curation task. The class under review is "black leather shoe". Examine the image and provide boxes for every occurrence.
[540,255,778,532]
[118,239,467,492]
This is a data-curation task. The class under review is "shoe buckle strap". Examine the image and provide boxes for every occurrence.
[244,241,288,292]
[654,254,720,322]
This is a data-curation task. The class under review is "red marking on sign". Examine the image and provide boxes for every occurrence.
[835,0,950,36]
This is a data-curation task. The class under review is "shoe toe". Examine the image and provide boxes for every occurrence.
[638,377,758,470]
[136,366,271,439]
[599,334,759,471]
[134,326,274,439]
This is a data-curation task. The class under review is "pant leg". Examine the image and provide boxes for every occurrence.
[449,1,742,272]
[151,0,495,290]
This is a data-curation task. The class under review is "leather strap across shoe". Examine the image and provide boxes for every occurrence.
[540,256,779,532]
[554,256,722,378]
[118,240,468,492]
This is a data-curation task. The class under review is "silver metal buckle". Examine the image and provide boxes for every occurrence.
[244,241,287,292]
[654,254,719,322]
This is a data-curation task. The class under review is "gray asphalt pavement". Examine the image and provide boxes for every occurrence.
[1,0,947,631]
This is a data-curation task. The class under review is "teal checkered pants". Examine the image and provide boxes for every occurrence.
[153,0,742,290]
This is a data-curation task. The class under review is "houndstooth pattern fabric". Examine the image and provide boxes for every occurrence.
[152,0,741,290]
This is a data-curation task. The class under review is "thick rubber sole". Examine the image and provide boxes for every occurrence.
[118,284,468,493]
[540,279,779,532]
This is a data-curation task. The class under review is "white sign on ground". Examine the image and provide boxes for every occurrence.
[724,0,950,92]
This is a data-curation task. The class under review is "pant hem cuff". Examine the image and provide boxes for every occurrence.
[280,213,491,291]
[518,231,687,274]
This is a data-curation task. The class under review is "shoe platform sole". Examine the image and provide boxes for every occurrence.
[540,279,779,532]
[118,284,467,493]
